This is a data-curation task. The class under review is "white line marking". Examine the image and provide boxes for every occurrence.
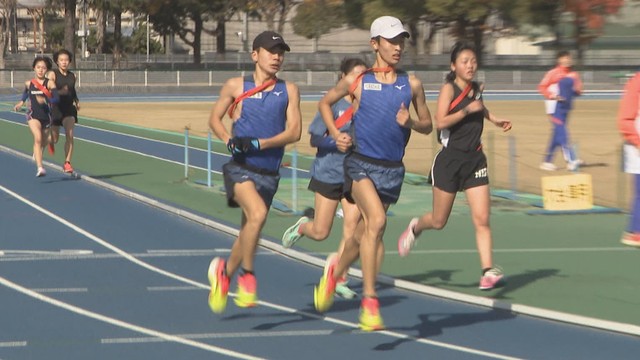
[32,288,88,293]
[0,183,521,359]
[0,117,310,174]
[0,276,263,360]
[0,250,94,256]
[147,286,200,292]
[103,330,336,344]
[3,143,640,339]
[0,341,27,348]
[383,247,634,255]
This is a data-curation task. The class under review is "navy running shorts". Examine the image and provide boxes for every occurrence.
[222,161,280,208]
[343,152,405,205]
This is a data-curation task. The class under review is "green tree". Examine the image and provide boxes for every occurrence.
[144,0,239,64]
[505,0,625,63]
[0,0,17,68]
[245,0,298,33]
[291,0,345,52]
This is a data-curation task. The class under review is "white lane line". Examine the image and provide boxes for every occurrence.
[32,288,88,293]
[384,247,634,255]
[0,117,310,175]
[0,276,263,360]
[0,250,94,256]
[0,184,521,359]
[103,330,335,344]
[147,286,200,292]
[146,249,231,255]
[0,341,27,348]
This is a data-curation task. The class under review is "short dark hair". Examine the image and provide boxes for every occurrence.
[339,58,367,76]
[53,49,73,64]
[32,56,52,70]
[556,50,571,59]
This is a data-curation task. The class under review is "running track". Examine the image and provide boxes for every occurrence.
[1,109,639,359]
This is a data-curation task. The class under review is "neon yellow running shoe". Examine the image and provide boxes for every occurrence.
[359,297,385,331]
[207,257,230,314]
[314,254,338,313]
[234,273,258,308]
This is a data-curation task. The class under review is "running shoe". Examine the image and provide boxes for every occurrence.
[47,143,55,155]
[567,160,582,171]
[398,217,419,257]
[335,280,357,299]
[314,254,338,313]
[539,162,557,171]
[207,257,230,314]
[234,273,258,308]
[281,216,309,248]
[479,267,505,290]
[63,162,74,173]
[36,167,46,177]
[359,297,385,331]
[621,232,640,247]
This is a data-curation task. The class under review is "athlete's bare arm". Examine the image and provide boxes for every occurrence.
[209,77,242,144]
[399,75,432,134]
[434,82,483,130]
[319,73,359,152]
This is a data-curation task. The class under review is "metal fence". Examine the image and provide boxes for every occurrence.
[0,69,629,92]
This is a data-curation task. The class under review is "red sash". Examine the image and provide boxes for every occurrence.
[227,78,277,118]
[334,67,393,129]
[449,83,472,112]
[333,106,354,129]
[30,79,52,99]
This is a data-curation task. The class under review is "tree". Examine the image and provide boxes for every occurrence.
[563,0,624,62]
[145,0,239,64]
[0,0,16,69]
[424,0,506,65]
[245,0,298,34]
[505,0,625,63]
[343,0,447,57]
[291,0,344,52]
[62,0,75,56]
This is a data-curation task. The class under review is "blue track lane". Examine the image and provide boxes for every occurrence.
[1,137,640,358]
[0,110,308,179]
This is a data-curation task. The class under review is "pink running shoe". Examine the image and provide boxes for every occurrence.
[47,143,55,155]
[621,232,640,248]
[479,267,504,290]
[63,162,74,173]
[398,218,419,257]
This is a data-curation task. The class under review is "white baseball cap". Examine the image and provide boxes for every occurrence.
[370,16,410,39]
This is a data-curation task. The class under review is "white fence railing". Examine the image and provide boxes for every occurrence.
[0,70,630,90]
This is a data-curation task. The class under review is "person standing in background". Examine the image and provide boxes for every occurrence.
[538,50,583,171]
[618,72,640,247]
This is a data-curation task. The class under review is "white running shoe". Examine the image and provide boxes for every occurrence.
[36,167,46,177]
[539,162,557,171]
[281,216,309,248]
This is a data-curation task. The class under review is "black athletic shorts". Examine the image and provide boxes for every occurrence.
[431,147,489,193]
